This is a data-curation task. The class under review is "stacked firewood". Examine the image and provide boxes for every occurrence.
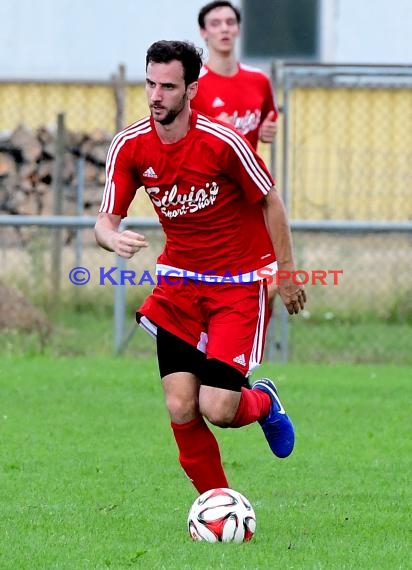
[0,124,112,216]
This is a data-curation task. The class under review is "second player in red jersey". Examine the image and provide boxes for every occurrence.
[192,63,277,149]
[192,1,278,149]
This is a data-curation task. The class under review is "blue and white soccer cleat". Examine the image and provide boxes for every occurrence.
[252,378,295,458]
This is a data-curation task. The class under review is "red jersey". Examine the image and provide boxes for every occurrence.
[191,63,277,149]
[100,111,276,277]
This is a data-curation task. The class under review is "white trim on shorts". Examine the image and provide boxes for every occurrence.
[155,261,278,283]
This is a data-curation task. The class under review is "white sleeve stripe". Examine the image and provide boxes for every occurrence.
[198,115,273,189]
[197,122,272,194]
[197,116,273,191]
[101,180,115,214]
[105,125,151,194]
[203,115,273,187]
[109,181,115,214]
[105,119,150,182]
[101,120,149,212]
[99,120,151,213]
[103,118,150,194]
[100,179,110,213]
[106,117,150,170]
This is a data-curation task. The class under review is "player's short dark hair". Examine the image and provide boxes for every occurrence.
[198,1,241,29]
[146,40,203,87]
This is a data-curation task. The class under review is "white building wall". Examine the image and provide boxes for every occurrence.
[0,0,410,81]
[0,0,207,80]
[329,0,412,64]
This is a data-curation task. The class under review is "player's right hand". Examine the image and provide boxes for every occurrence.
[113,230,148,258]
[259,111,277,143]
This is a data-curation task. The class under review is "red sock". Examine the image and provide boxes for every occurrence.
[171,416,229,494]
[231,387,271,428]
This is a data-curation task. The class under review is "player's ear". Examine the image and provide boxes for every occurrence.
[187,81,198,101]
[199,27,208,43]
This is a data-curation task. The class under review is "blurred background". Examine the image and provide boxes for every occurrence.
[0,0,411,364]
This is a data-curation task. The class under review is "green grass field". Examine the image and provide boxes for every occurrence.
[1,303,411,366]
[1,357,410,569]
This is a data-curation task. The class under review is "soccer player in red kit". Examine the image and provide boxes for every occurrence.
[192,1,278,150]
[95,41,306,495]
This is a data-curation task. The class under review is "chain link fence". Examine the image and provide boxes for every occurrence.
[1,64,411,363]
[269,64,412,364]
[1,218,411,364]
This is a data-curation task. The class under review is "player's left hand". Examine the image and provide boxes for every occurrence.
[259,111,277,143]
[278,278,307,315]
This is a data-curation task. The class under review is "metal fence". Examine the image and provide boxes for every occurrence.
[0,69,146,133]
[1,64,411,364]
[1,216,411,364]
[273,64,412,362]
[270,63,412,364]
[274,63,412,221]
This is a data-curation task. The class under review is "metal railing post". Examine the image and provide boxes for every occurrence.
[279,73,291,363]
[75,157,85,268]
[114,253,127,355]
[51,112,65,305]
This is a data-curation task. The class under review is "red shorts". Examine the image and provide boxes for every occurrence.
[137,277,269,375]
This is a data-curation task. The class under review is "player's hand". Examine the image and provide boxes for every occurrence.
[259,111,277,143]
[112,230,148,259]
[216,112,232,124]
[278,277,307,315]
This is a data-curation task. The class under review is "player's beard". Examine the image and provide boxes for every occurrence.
[152,92,188,125]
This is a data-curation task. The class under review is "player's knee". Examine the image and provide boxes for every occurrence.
[203,405,234,428]
[200,393,238,428]
[166,393,198,423]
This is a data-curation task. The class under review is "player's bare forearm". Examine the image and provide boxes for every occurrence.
[95,212,148,259]
[95,212,121,252]
[262,188,306,314]
[262,188,295,268]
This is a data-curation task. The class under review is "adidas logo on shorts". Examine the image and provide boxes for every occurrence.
[233,353,246,366]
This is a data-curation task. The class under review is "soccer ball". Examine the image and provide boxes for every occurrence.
[187,487,256,543]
